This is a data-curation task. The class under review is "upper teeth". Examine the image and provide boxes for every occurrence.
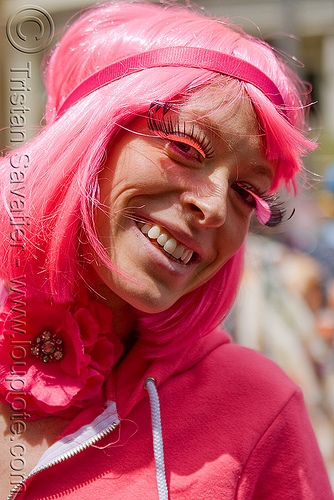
[138,223,193,264]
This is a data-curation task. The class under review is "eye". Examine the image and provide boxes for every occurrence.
[232,182,257,209]
[232,182,286,226]
[147,103,214,164]
[232,181,270,224]
[166,138,206,164]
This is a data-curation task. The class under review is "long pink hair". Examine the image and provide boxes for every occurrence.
[0,2,316,355]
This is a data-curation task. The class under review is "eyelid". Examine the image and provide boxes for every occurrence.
[147,110,214,160]
[165,134,206,158]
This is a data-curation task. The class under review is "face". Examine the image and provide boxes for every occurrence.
[92,82,274,313]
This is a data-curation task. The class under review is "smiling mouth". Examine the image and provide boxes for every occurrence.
[137,222,194,264]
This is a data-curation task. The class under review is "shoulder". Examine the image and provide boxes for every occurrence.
[197,330,299,404]
[171,328,305,442]
[157,325,309,443]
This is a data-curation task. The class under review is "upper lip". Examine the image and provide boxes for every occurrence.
[135,214,206,261]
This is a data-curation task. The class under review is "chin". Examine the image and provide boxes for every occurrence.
[88,258,190,314]
[127,290,180,315]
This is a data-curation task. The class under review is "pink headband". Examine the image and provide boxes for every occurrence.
[56,46,286,118]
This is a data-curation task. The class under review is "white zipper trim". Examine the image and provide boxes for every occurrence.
[7,401,119,500]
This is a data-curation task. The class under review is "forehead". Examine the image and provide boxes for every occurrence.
[179,77,259,137]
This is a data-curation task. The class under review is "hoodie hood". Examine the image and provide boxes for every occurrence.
[111,326,231,421]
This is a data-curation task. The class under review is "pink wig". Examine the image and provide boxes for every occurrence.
[0,2,316,355]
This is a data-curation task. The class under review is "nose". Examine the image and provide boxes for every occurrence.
[181,183,228,228]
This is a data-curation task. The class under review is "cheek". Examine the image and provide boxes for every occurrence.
[216,218,249,265]
[192,221,248,292]
[94,203,112,248]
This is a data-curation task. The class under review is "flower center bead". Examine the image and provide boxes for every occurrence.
[31,330,64,362]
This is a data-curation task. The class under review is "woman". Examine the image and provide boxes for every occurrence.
[0,2,332,498]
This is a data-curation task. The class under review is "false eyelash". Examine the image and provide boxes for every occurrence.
[235,182,286,227]
[148,101,215,159]
[149,101,173,117]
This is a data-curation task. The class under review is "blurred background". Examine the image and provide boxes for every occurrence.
[1,0,334,488]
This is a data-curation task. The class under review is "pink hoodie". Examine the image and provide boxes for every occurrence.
[11,327,333,499]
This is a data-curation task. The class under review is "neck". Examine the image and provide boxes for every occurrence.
[86,278,137,345]
[109,291,137,344]
[80,252,137,345]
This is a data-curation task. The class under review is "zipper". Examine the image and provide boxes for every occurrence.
[7,409,119,500]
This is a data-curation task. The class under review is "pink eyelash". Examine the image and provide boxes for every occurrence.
[245,188,271,225]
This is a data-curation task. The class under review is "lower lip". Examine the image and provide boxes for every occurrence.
[133,223,194,275]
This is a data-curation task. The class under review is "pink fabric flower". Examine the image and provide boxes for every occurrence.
[0,295,123,419]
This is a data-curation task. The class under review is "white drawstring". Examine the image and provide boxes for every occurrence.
[144,377,169,500]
